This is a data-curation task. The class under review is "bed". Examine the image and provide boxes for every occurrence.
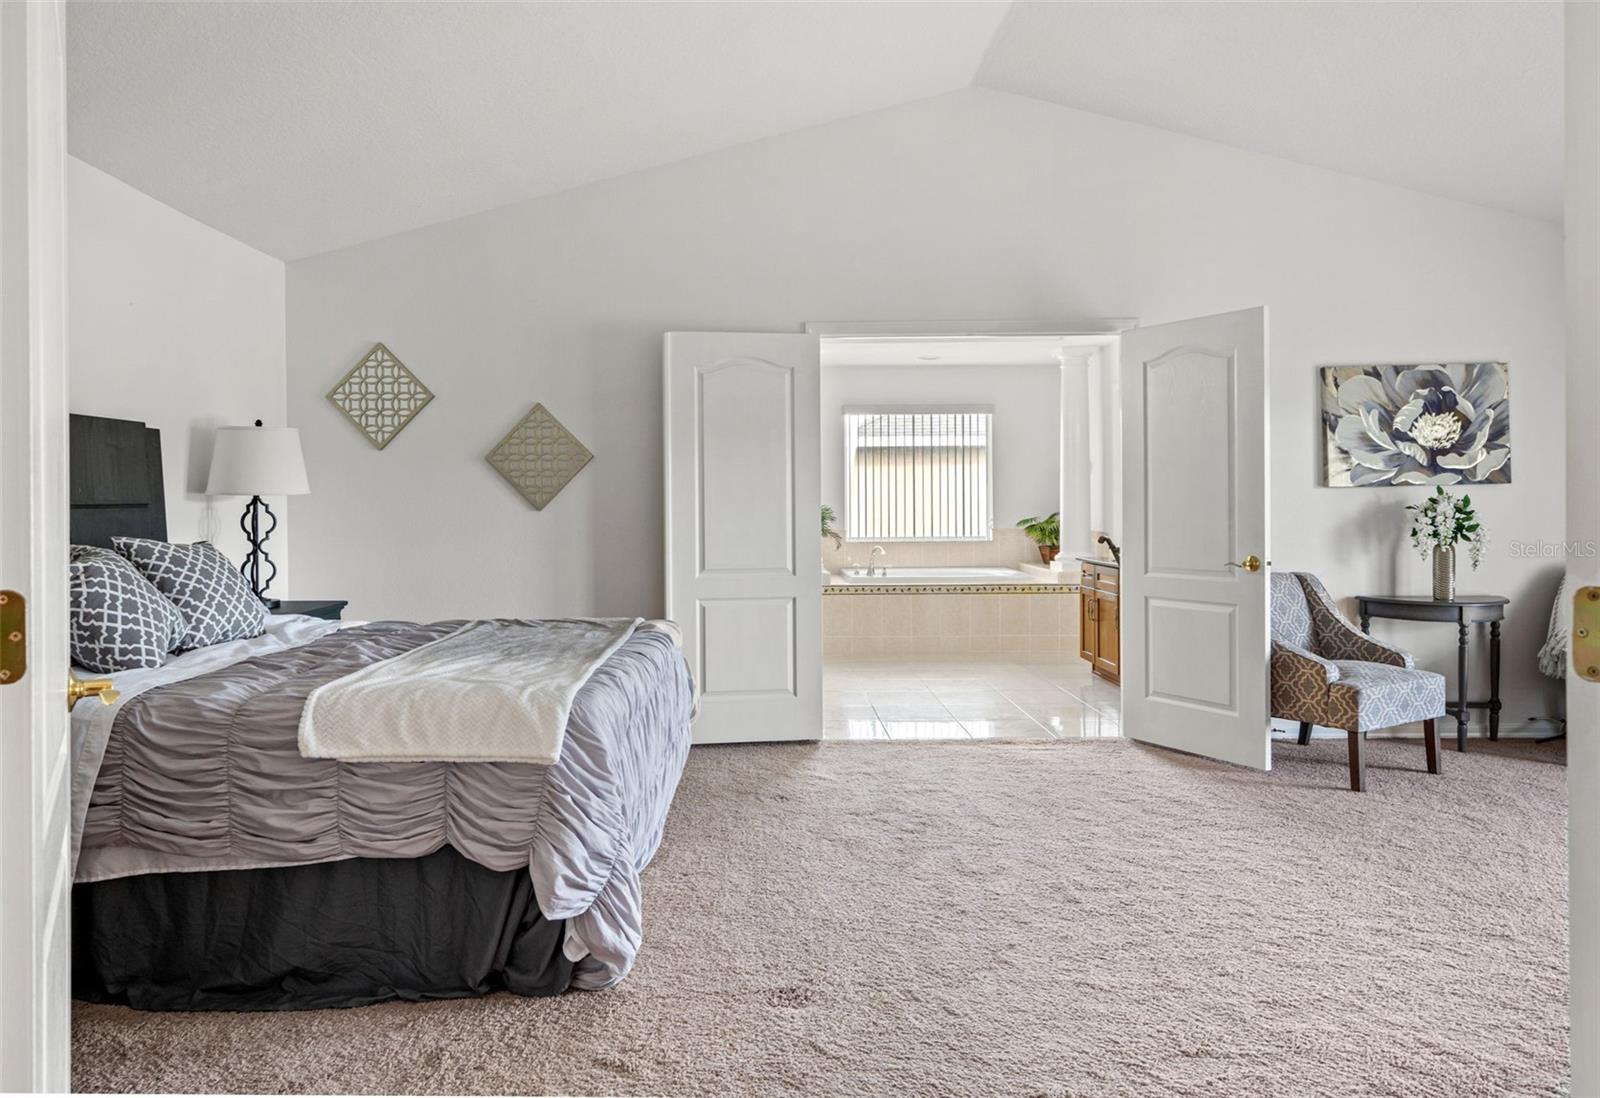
[67,415,695,1010]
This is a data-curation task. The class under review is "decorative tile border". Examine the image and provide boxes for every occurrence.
[824,583,1079,596]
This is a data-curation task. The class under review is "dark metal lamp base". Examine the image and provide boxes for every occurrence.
[239,495,278,602]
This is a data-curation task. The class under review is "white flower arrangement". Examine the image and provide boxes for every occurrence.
[1406,486,1486,568]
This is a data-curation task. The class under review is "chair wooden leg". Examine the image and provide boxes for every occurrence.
[1347,730,1366,792]
[1297,721,1313,746]
[1423,717,1440,775]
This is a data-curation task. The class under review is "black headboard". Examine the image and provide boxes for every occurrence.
[69,414,167,548]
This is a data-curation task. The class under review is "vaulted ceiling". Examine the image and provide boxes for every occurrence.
[66,1,1563,262]
[977,2,1563,226]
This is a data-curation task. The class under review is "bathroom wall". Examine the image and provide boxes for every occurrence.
[820,360,1062,566]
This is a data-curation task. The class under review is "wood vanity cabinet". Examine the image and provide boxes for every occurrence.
[1078,560,1120,684]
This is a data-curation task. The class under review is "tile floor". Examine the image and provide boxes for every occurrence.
[823,654,1120,741]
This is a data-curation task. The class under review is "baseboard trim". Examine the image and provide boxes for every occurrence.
[1271,718,1565,741]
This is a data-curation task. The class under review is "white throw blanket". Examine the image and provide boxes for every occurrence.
[1538,575,1568,680]
[298,617,643,764]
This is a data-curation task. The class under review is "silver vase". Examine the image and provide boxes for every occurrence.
[1432,545,1456,601]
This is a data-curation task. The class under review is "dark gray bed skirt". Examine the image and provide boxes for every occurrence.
[72,846,574,1011]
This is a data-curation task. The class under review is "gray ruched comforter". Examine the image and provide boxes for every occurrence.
[77,620,695,990]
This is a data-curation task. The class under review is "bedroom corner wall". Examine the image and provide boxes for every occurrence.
[67,157,290,588]
[284,87,1564,729]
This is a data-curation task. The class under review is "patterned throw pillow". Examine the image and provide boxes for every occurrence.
[112,537,268,650]
[71,543,126,567]
[69,554,187,673]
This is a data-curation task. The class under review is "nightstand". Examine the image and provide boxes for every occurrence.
[267,599,348,621]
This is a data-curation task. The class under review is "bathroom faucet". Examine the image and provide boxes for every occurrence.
[869,545,887,577]
[1097,534,1121,565]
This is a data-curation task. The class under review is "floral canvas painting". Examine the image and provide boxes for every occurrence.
[1321,362,1511,487]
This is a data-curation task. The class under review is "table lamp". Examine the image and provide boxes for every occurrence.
[206,420,310,603]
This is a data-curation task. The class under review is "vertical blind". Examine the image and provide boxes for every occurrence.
[843,407,993,540]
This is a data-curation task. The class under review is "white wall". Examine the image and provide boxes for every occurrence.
[820,361,1061,542]
[286,88,1564,725]
[68,158,289,586]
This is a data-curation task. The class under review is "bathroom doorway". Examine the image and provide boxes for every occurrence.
[811,322,1128,743]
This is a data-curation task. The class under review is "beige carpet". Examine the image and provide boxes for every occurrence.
[73,737,1567,1097]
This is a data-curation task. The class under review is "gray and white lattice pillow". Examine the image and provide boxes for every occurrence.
[71,543,126,567]
[112,537,267,650]
[69,554,186,673]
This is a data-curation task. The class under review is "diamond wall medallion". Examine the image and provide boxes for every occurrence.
[327,342,434,450]
[486,403,593,510]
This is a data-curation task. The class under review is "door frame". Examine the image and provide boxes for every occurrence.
[808,316,1147,743]
[805,318,1139,339]
[809,317,1137,565]
[1565,2,1599,1091]
[0,0,71,1090]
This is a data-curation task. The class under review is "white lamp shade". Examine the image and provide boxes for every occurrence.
[206,425,310,496]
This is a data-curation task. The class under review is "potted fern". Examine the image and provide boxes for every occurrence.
[821,505,843,549]
[1016,512,1061,566]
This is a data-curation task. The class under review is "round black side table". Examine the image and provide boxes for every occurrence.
[1355,594,1509,753]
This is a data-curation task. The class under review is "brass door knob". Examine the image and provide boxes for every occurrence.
[67,675,119,711]
[1228,555,1263,573]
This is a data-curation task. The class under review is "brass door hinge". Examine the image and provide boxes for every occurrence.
[0,590,24,686]
[1574,586,1600,682]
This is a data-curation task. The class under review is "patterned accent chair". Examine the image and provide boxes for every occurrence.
[1270,572,1447,792]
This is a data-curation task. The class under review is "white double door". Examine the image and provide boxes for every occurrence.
[1119,308,1271,770]
[664,333,822,744]
[0,0,71,1091]
[664,309,1270,766]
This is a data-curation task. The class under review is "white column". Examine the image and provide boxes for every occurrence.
[1086,350,1106,532]
[1058,348,1094,566]
[1102,340,1123,546]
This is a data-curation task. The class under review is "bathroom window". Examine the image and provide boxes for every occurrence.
[843,407,992,540]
